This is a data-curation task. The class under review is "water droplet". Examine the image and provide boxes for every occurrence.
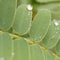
[0,57,4,60]
[53,19,59,26]
[11,52,15,56]
[56,32,58,34]
[27,4,33,11]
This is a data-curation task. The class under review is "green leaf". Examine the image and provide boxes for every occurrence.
[0,0,17,31]
[55,40,60,55]
[43,50,54,60]
[0,32,12,60]
[39,3,60,10]
[55,57,60,60]
[13,38,29,60]
[29,9,51,42]
[20,0,31,4]
[13,4,32,35]
[42,20,60,49]
[38,3,60,20]
[51,6,60,20]
[29,44,44,60]
[36,0,60,3]
[17,0,31,7]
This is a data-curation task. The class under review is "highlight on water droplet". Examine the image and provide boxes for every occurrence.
[11,52,15,56]
[0,57,4,60]
[56,32,58,34]
[27,4,33,11]
[53,19,59,26]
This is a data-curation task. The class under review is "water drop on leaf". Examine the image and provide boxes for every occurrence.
[53,19,59,26]
[11,52,15,56]
[27,4,33,11]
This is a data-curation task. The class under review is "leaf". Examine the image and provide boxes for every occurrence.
[29,9,51,42]
[38,3,60,20]
[55,57,60,60]
[43,50,55,60]
[0,0,17,31]
[29,44,44,60]
[17,0,31,7]
[55,40,60,55]
[13,4,32,35]
[42,20,60,49]
[0,32,12,60]
[51,6,60,20]
[13,38,29,60]
[39,3,60,10]
[36,0,60,3]
[19,0,31,4]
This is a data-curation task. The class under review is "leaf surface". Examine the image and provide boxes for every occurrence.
[42,20,60,49]
[29,9,51,42]
[0,33,12,60]
[29,45,44,60]
[13,38,29,60]
[43,50,54,60]
[13,5,32,35]
[36,0,60,3]
[0,0,17,30]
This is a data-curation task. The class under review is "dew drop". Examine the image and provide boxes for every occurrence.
[0,57,4,60]
[54,19,59,26]
[11,52,15,56]
[56,32,58,34]
[27,4,33,11]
